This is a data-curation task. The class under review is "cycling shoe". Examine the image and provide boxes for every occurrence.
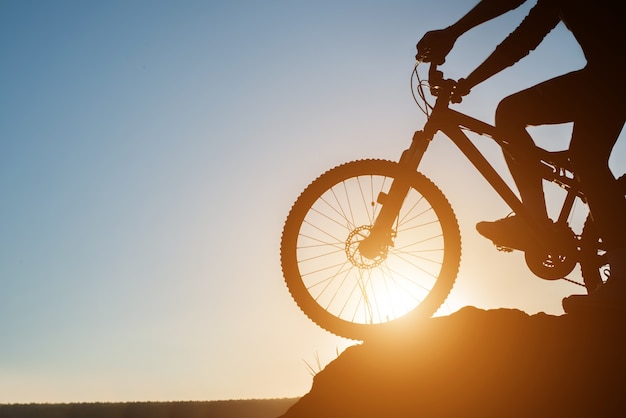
[562,279,626,314]
[563,248,626,314]
[476,215,534,251]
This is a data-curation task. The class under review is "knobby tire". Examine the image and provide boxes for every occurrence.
[280,159,461,340]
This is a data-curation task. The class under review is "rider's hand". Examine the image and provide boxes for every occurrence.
[416,28,457,64]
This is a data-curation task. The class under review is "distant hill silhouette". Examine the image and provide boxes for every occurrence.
[0,398,298,418]
[280,306,626,418]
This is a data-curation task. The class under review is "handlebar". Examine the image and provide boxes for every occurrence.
[425,62,466,104]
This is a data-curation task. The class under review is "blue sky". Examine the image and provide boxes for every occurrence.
[1,0,623,403]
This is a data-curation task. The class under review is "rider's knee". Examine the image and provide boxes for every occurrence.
[495,96,525,131]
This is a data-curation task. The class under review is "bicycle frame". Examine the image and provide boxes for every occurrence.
[422,98,583,228]
[362,66,585,256]
[280,63,619,338]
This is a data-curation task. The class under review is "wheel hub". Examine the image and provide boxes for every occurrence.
[345,225,391,268]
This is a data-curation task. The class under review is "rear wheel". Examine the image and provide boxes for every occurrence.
[579,175,626,292]
[579,218,607,293]
[280,159,461,340]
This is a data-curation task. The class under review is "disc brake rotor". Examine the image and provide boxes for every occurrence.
[345,225,390,269]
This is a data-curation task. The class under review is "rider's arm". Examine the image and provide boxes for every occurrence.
[462,0,560,90]
[447,0,527,38]
[417,0,526,63]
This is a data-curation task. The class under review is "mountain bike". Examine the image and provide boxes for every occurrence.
[280,61,626,341]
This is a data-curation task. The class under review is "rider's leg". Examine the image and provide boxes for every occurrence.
[494,72,594,221]
[570,114,626,254]
[562,109,626,311]
[560,70,626,312]
[495,96,548,223]
[475,74,581,248]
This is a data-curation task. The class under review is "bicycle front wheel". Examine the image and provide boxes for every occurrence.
[280,159,461,340]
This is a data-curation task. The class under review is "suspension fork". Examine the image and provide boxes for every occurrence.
[358,130,433,259]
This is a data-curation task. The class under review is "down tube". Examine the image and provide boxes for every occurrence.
[439,125,527,218]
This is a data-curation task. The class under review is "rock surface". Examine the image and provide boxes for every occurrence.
[280,306,626,418]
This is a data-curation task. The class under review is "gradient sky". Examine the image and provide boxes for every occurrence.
[1,0,624,404]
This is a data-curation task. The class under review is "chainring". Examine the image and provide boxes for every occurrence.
[524,225,578,280]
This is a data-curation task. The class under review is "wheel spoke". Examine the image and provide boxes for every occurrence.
[281,160,461,339]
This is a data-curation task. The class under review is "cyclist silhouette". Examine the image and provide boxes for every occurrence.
[416,0,626,312]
